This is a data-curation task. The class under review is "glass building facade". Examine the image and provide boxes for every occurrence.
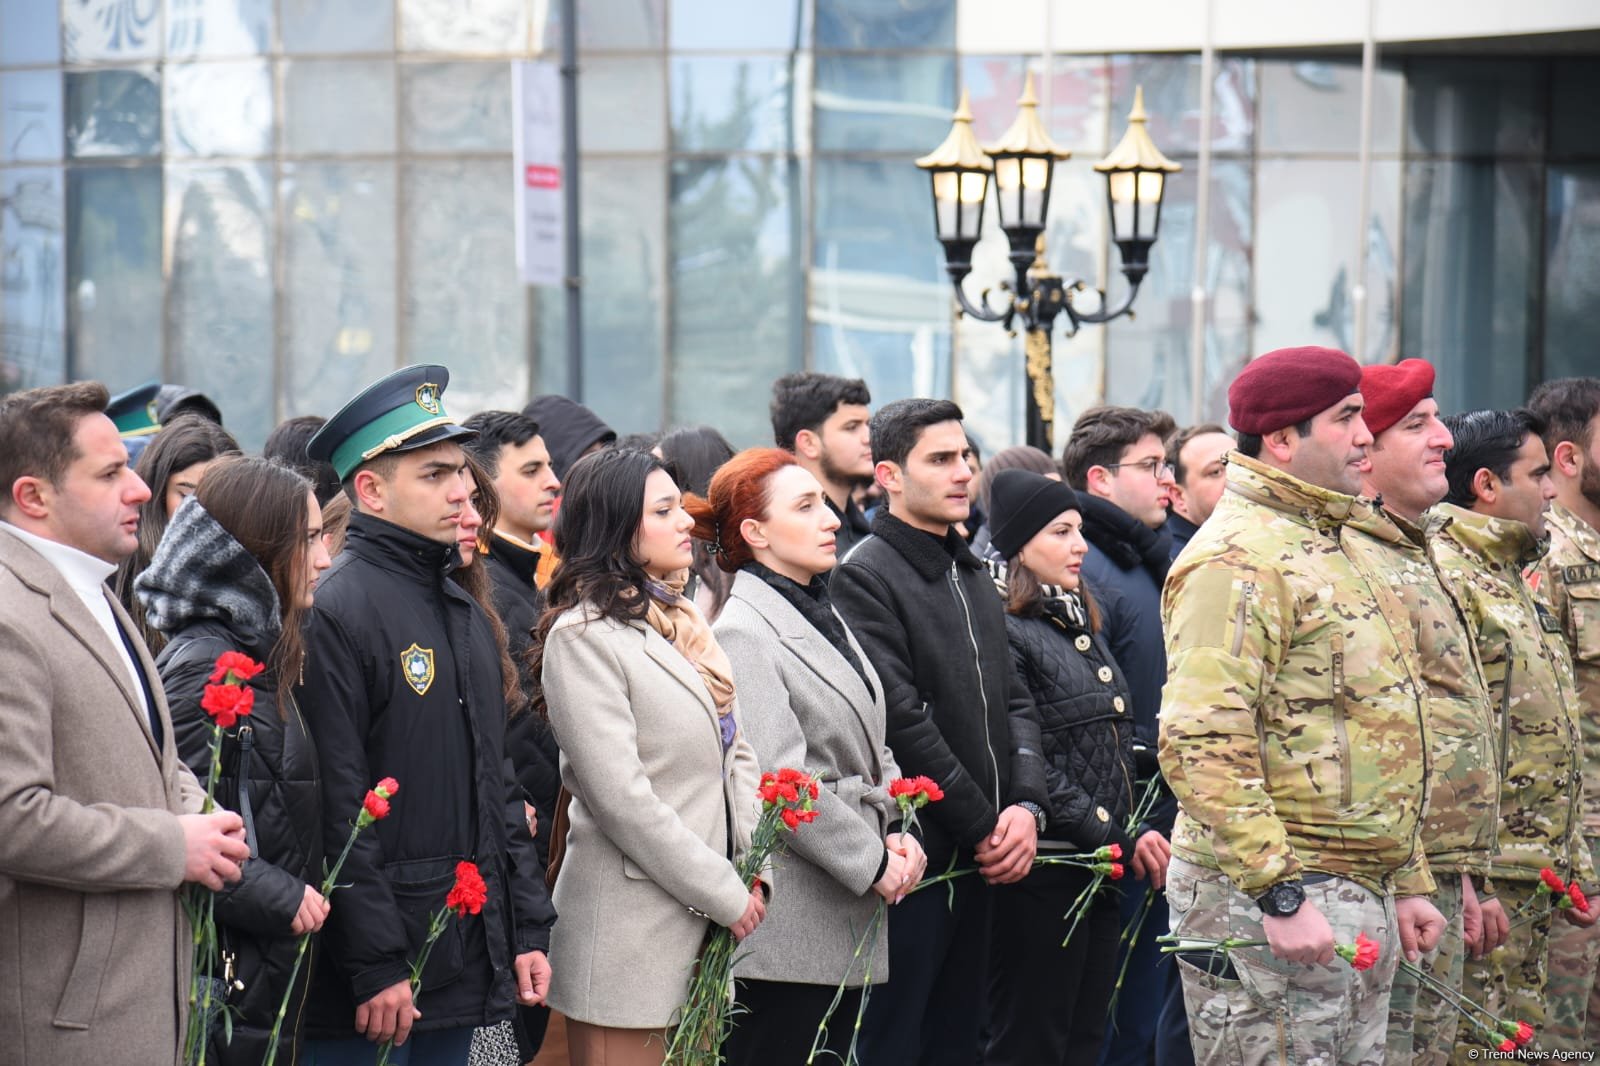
[2,0,1598,449]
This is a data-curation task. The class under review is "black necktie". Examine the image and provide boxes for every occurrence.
[112,616,164,752]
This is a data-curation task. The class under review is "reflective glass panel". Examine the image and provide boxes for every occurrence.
[66,69,161,158]
[669,155,801,444]
[165,162,276,447]
[282,60,396,156]
[1551,61,1600,161]
[1406,59,1542,159]
[281,0,394,55]
[671,55,801,154]
[1,167,66,391]
[1545,165,1600,381]
[815,54,954,153]
[1,0,61,66]
[816,0,955,50]
[812,157,951,403]
[401,62,512,155]
[64,0,163,62]
[165,60,272,157]
[66,164,163,390]
[1255,158,1401,366]
[280,162,397,418]
[2,71,62,163]
[559,0,664,51]
[165,0,271,59]
[670,0,803,50]
[573,157,665,433]
[579,56,666,154]
[1258,59,1402,156]
[401,159,529,415]
[1110,54,1254,156]
[1402,160,1539,413]
[961,55,1112,156]
[399,0,528,54]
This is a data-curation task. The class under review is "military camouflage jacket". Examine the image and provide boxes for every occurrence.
[1429,504,1594,886]
[1159,453,1434,897]
[1353,510,1497,877]
[1537,502,1600,835]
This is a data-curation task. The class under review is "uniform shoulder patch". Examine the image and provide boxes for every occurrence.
[401,643,435,695]
[1562,563,1600,586]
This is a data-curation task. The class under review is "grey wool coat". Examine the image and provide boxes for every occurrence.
[714,571,901,986]
[0,527,206,1065]
[540,607,763,1029]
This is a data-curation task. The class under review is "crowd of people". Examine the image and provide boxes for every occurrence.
[2,349,1600,1066]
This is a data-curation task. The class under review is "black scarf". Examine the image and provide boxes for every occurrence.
[1076,493,1172,585]
[745,562,873,698]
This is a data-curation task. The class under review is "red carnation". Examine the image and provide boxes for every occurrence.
[209,651,265,684]
[375,777,399,799]
[1571,884,1591,915]
[1499,1039,1516,1053]
[1108,842,1123,860]
[1515,1021,1534,1046]
[1107,862,1124,880]
[1540,868,1567,894]
[445,861,488,917]
[200,682,254,728]
[1335,932,1381,971]
[889,776,945,804]
[363,791,391,821]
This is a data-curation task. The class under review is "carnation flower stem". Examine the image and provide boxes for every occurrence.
[806,901,885,1065]
[1106,888,1156,1017]
[375,907,452,1066]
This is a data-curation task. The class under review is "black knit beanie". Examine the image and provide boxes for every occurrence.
[987,468,1081,559]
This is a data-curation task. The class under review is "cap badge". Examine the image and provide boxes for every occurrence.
[401,643,435,696]
[415,383,443,415]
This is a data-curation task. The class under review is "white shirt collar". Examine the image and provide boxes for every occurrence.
[0,520,119,594]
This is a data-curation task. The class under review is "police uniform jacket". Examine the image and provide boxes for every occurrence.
[296,513,556,1037]
[832,512,1049,869]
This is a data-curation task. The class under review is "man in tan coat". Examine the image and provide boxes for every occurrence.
[0,382,250,1065]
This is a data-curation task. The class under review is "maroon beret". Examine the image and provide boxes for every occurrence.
[1227,346,1363,435]
[1358,358,1436,438]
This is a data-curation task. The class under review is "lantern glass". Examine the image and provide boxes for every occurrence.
[931,168,989,241]
[993,154,1053,231]
[1107,168,1165,242]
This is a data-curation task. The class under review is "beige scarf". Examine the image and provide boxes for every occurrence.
[643,575,737,716]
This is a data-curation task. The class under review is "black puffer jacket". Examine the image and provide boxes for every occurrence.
[832,512,1049,867]
[138,499,323,1066]
[993,567,1141,853]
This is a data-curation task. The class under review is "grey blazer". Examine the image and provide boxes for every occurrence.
[715,570,900,986]
[540,607,762,1029]
[0,527,206,1065]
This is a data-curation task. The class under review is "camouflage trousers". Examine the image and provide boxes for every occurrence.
[1386,874,1465,1066]
[1166,858,1399,1066]
[1546,837,1600,1046]
[1451,877,1555,1064]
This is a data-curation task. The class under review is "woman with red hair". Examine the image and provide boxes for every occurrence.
[690,448,927,1065]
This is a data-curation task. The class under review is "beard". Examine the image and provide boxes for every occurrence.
[819,448,871,491]
[1582,456,1600,513]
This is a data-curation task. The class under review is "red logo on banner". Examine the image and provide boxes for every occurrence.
[525,165,561,189]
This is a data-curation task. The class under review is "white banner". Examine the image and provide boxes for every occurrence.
[512,61,564,288]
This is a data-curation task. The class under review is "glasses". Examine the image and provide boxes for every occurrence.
[1105,457,1174,480]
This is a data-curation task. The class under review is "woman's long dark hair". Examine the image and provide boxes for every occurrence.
[192,456,314,696]
[1004,550,1102,633]
[451,453,528,717]
[115,414,240,648]
[529,448,673,715]
[658,425,735,619]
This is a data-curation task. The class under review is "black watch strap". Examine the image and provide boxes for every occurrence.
[1256,881,1306,917]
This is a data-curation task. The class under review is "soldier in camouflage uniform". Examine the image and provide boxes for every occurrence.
[1529,377,1600,1044]
[1430,408,1596,1062]
[1355,361,1501,1066]
[1160,346,1444,1066]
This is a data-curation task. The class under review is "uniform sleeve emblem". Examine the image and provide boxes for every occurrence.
[401,643,435,695]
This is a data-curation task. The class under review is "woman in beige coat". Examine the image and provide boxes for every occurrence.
[693,448,927,1066]
[534,447,766,1066]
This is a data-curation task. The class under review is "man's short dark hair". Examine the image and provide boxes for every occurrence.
[1060,406,1176,490]
[870,398,964,470]
[1527,378,1600,458]
[264,415,341,504]
[462,411,542,477]
[1234,418,1313,460]
[1167,423,1229,484]
[0,382,111,514]
[1441,409,1546,508]
[770,372,872,450]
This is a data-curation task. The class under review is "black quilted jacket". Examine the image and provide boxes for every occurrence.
[1004,602,1142,852]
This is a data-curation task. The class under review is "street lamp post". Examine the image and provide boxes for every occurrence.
[918,77,1180,452]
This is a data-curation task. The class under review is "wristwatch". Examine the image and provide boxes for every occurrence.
[1017,801,1047,835]
[1256,881,1306,918]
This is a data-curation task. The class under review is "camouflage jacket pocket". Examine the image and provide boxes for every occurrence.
[1566,581,1600,664]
